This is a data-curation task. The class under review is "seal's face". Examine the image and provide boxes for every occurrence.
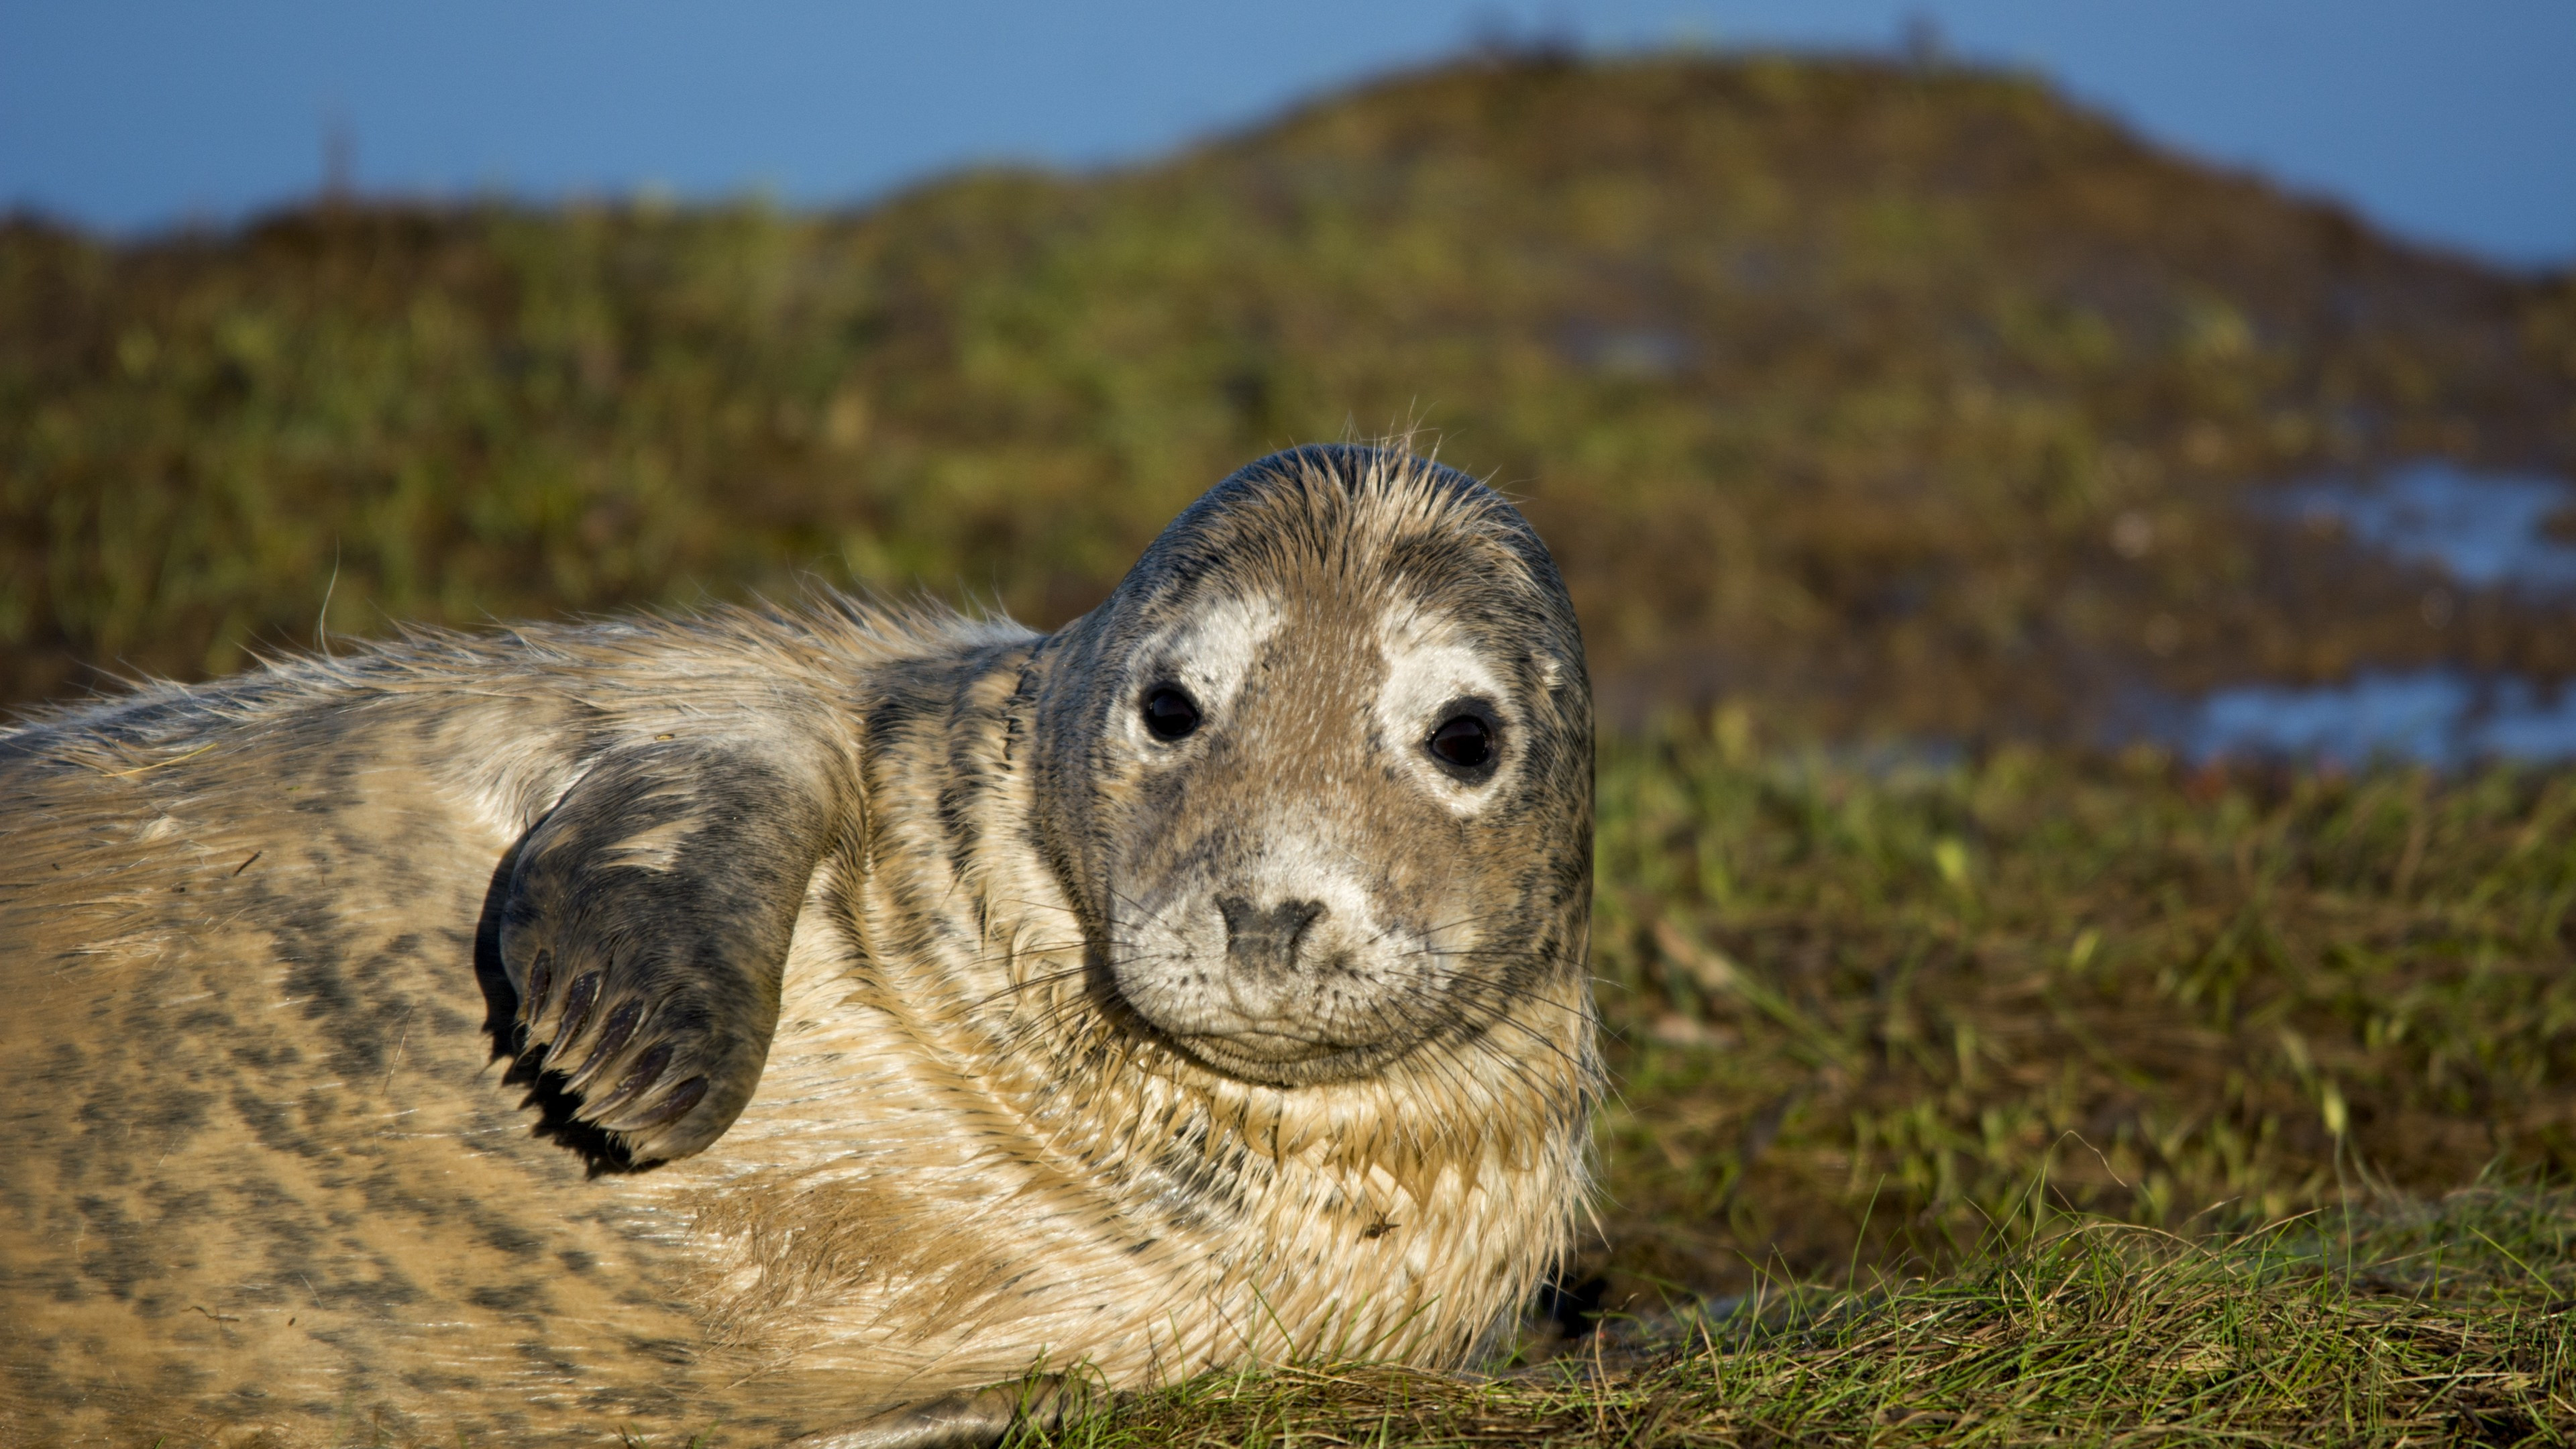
[1036,447,1592,1089]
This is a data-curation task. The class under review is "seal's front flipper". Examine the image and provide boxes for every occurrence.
[498,737,835,1163]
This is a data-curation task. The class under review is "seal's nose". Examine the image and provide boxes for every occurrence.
[1216,896,1326,977]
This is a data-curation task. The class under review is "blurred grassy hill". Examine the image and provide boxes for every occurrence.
[5,49,2574,733]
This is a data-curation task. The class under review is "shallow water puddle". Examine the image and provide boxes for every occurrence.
[2147,460,2576,765]
[2179,669,2576,767]
[2259,458,2576,593]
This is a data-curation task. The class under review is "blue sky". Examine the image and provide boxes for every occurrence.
[3,1,2571,268]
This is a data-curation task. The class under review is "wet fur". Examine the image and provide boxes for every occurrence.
[0,447,1599,1446]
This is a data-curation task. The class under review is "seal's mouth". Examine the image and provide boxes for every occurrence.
[1169,1028,1412,1088]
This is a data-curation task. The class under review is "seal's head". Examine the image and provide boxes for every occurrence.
[1034,446,1591,1088]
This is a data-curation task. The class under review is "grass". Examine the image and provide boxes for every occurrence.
[1589,718,2576,1301]
[1036,1191,2576,1446]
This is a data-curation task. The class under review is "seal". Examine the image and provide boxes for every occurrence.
[0,445,1599,1447]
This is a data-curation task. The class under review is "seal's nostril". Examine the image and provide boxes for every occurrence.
[1278,899,1325,949]
[1217,896,1330,974]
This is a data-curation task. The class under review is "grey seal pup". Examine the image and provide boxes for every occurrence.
[0,445,1599,1446]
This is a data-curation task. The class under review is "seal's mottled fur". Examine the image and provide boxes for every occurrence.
[0,447,1598,1446]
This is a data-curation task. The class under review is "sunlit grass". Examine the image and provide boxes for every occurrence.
[1039,1191,2576,1446]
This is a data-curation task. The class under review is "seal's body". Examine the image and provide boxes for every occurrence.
[0,448,1597,1446]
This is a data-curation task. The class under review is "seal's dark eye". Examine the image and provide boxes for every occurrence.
[1142,686,1201,741]
[1428,714,1494,771]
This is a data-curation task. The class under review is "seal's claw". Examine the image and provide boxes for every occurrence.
[548,970,602,1054]
[588,1040,672,1114]
[562,997,642,1087]
[496,738,833,1163]
[519,948,557,1034]
[605,1076,714,1160]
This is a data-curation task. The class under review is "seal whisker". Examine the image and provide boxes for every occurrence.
[1387,985,1595,1089]
[1384,991,1568,1095]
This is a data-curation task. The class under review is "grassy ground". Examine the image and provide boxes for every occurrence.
[1044,1191,2576,1446]
[1590,720,2576,1301]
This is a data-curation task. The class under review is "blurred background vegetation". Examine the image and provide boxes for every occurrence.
[9,52,2572,733]
[10,49,2576,1315]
